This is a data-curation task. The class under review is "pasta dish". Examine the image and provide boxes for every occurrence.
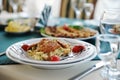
[26,39,71,61]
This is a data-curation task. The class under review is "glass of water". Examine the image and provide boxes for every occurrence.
[96,34,120,80]
[100,9,120,34]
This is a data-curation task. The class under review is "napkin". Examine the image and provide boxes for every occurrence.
[38,5,51,27]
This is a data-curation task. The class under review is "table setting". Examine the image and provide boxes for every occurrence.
[0,16,113,80]
[1,0,120,80]
[0,11,120,80]
[0,17,100,63]
[0,16,103,80]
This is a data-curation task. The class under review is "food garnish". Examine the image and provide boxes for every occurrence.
[69,25,84,30]
[50,55,60,61]
[72,45,85,53]
[21,44,30,51]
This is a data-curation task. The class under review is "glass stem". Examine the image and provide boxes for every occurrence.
[75,10,82,20]
[13,5,17,13]
[101,63,109,79]
[12,5,18,19]
[85,12,91,19]
[109,58,117,70]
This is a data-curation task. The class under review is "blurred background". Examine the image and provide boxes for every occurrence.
[0,0,120,20]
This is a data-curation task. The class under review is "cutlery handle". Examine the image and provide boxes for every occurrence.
[0,52,5,56]
[69,66,96,80]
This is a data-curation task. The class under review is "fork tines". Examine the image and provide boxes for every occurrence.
[10,46,23,55]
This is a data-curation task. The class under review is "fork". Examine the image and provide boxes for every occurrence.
[10,46,24,55]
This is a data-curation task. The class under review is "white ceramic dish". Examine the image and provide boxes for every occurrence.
[6,38,97,69]
[40,28,99,40]
[6,48,97,69]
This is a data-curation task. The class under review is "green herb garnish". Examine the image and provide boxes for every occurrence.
[7,19,14,23]
[69,25,84,30]
[40,27,45,33]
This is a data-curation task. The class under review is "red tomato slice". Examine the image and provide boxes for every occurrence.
[21,44,30,51]
[50,55,60,61]
[72,45,85,53]
[63,24,69,31]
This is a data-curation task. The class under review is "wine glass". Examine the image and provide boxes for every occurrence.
[71,0,86,25]
[9,0,19,18]
[84,3,94,19]
[96,34,120,80]
[100,9,120,34]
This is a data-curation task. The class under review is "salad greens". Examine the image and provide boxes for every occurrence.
[7,19,14,23]
[40,28,45,33]
[69,25,84,30]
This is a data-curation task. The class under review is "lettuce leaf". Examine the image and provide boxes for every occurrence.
[40,28,45,33]
[69,25,84,30]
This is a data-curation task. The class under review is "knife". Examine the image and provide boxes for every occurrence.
[69,61,104,80]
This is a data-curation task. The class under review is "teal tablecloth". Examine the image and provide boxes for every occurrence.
[0,31,41,64]
[0,18,105,65]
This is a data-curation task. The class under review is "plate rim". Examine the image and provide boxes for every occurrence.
[6,49,97,69]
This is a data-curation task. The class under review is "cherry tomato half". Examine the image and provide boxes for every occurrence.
[63,24,69,31]
[72,45,85,53]
[21,44,30,51]
[50,55,60,61]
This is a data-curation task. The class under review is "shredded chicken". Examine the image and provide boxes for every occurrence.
[44,26,96,38]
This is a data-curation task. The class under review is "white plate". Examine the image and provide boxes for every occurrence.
[6,48,97,69]
[108,29,120,34]
[40,28,99,40]
[6,38,97,65]
[6,38,97,69]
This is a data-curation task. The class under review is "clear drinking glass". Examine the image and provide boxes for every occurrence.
[100,9,120,34]
[71,0,86,25]
[96,34,120,80]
